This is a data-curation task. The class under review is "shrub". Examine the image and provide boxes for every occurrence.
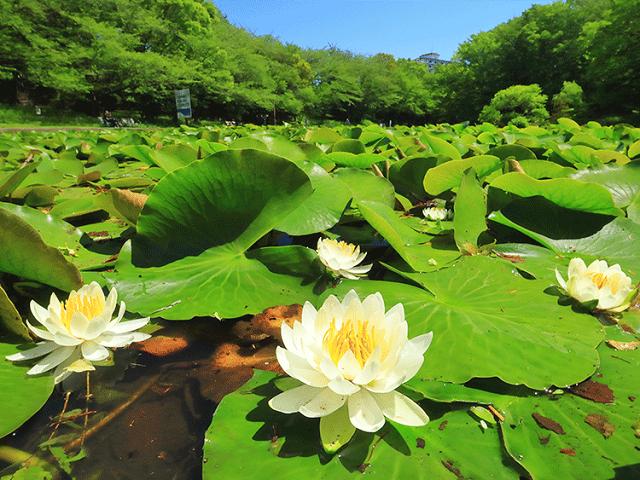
[551,81,586,121]
[478,84,549,126]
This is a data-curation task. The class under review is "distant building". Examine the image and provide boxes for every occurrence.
[416,52,450,72]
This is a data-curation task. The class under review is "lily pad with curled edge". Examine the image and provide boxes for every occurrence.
[490,214,640,279]
[358,200,460,272]
[107,150,322,320]
[202,370,520,479]
[322,256,603,390]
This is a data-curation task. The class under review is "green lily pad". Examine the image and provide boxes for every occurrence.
[0,285,29,340]
[570,164,640,207]
[0,342,55,439]
[501,329,640,480]
[0,207,81,291]
[490,173,623,216]
[453,169,487,253]
[0,203,112,271]
[276,164,350,236]
[202,370,520,479]
[490,214,640,278]
[358,201,459,272]
[424,155,502,195]
[324,256,604,389]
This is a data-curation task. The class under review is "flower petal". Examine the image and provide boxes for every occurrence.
[81,341,109,362]
[69,311,90,339]
[30,300,51,327]
[107,317,150,334]
[337,350,361,381]
[27,346,76,375]
[276,347,328,387]
[268,385,321,414]
[347,389,385,432]
[555,269,567,290]
[6,342,58,362]
[299,387,346,418]
[320,406,356,454]
[95,333,137,348]
[26,321,81,346]
[327,375,360,395]
[373,390,429,426]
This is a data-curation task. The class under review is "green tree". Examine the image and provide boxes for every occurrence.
[478,84,550,126]
[552,81,586,121]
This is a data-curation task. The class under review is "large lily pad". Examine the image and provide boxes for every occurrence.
[490,173,623,216]
[0,342,55,439]
[490,214,640,278]
[202,370,520,479]
[570,163,640,207]
[501,329,640,480]
[0,208,82,291]
[324,256,603,389]
[109,150,319,320]
[276,164,350,236]
[0,202,112,270]
[424,155,502,195]
[133,149,312,264]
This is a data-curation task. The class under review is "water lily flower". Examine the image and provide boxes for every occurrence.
[316,238,372,280]
[555,258,635,312]
[423,206,452,221]
[269,290,432,451]
[6,282,150,383]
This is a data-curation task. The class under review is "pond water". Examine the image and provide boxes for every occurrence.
[1,319,279,480]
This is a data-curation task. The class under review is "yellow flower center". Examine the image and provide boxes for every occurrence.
[323,317,377,367]
[60,291,105,330]
[589,272,621,294]
[327,239,356,256]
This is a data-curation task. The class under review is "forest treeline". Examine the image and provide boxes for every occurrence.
[0,0,638,124]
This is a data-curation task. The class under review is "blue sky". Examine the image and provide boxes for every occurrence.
[215,0,556,60]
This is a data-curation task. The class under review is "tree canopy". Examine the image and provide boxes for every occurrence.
[0,0,637,124]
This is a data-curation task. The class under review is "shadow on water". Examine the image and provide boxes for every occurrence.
[0,318,276,480]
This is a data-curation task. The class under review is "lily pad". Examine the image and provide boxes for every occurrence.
[490,173,623,216]
[202,370,520,479]
[0,342,55,439]
[324,256,604,389]
[358,201,459,272]
[501,329,640,480]
[0,207,82,291]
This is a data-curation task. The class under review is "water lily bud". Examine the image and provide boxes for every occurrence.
[6,282,150,383]
[422,206,452,221]
[316,238,372,280]
[555,258,635,312]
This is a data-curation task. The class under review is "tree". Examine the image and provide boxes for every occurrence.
[552,81,586,121]
[478,84,549,127]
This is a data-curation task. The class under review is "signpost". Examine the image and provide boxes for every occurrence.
[175,88,192,120]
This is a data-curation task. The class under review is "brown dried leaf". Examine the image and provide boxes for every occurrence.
[606,340,640,351]
[111,188,148,224]
[584,413,615,438]
[231,304,302,343]
[532,412,566,435]
[571,380,615,404]
[559,448,576,456]
[134,334,190,357]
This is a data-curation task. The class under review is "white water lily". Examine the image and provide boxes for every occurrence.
[423,206,452,221]
[269,290,432,450]
[6,282,150,383]
[555,258,635,312]
[316,238,372,280]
